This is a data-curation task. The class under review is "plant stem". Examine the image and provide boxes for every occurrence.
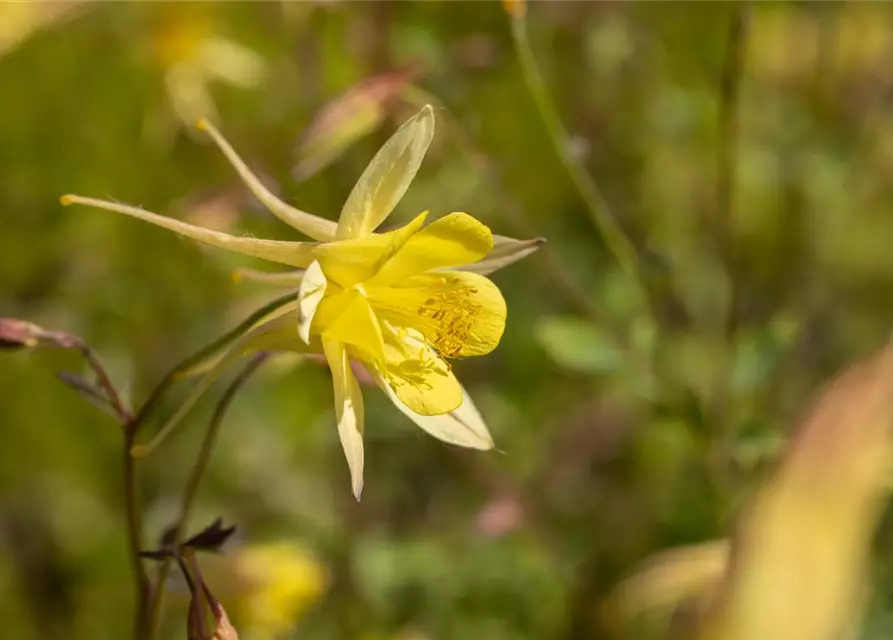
[135,293,294,426]
[146,353,270,640]
[40,331,148,639]
[124,427,150,640]
[402,85,598,320]
[509,14,640,287]
[710,5,749,504]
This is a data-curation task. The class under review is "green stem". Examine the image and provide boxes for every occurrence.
[146,353,269,639]
[134,292,294,427]
[509,15,640,285]
[709,5,749,508]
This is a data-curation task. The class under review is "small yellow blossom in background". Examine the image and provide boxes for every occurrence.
[62,105,543,498]
[232,541,328,639]
[150,6,265,130]
[0,1,86,60]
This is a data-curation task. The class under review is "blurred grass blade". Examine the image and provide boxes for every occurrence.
[604,539,729,628]
[293,64,422,182]
[699,337,893,640]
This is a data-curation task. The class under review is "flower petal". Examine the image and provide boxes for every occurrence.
[197,119,338,241]
[376,373,494,450]
[312,211,427,287]
[378,337,463,416]
[336,104,435,240]
[369,212,494,285]
[298,260,326,344]
[456,234,546,275]
[323,339,365,500]
[368,271,506,358]
[61,195,318,268]
[314,290,386,366]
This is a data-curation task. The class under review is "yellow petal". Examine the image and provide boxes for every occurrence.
[61,195,318,268]
[298,260,326,344]
[323,339,365,500]
[196,119,337,241]
[379,336,463,416]
[369,212,494,285]
[336,105,434,240]
[312,211,427,288]
[368,271,506,358]
[314,290,386,366]
[456,234,545,275]
[376,373,494,449]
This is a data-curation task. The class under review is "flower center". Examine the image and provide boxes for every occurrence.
[415,278,482,359]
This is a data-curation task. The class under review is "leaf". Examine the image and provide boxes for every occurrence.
[699,337,893,640]
[57,371,118,416]
[142,518,237,561]
[605,539,729,626]
[536,316,624,375]
[294,65,423,182]
[729,314,799,394]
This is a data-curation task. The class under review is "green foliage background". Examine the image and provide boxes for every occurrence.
[3,2,893,638]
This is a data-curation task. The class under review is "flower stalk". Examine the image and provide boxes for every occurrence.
[508,9,641,293]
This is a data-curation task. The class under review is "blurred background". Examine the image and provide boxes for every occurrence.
[4,1,893,639]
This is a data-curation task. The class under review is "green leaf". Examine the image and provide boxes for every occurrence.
[536,316,624,375]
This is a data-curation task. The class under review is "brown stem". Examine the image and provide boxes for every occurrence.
[134,292,293,427]
[124,427,150,640]
[37,330,147,638]
[146,353,270,639]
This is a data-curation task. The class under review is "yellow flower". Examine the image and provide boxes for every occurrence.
[61,105,543,498]
[233,541,327,639]
[150,6,265,130]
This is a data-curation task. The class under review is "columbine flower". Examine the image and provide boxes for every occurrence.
[150,6,265,131]
[61,105,543,498]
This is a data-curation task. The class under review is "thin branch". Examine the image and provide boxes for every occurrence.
[402,85,599,320]
[57,371,119,417]
[717,5,749,336]
[710,5,750,501]
[508,13,641,292]
[124,429,150,640]
[146,353,270,640]
[134,292,293,428]
[34,330,148,639]
[41,330,133,424]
